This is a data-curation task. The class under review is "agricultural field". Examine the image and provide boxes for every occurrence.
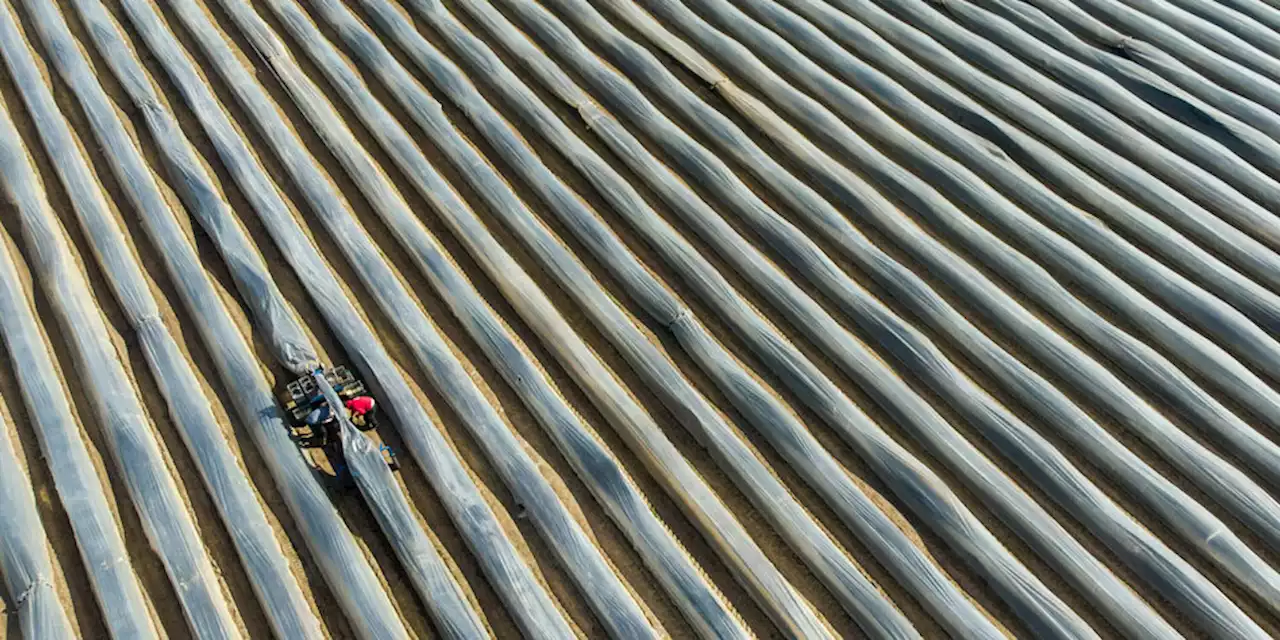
[1,0,1280,636]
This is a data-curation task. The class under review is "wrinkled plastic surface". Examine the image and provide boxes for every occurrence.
[313,374,488,640]
[629,0,1280,632]
[943,0,1280,206]
[706,0,1280,441]
[1018,0,1280,175]
[0,123,155,640]
[802,0,1280,305]
[1088,0,1280,84]
[710,0,1280,390]
[359,0,971,636]
[1170,0,1280,46]
[937,0,1280,188]
[966,0,1280,160]
[897,0,1280,328]
[226,0,755,635]
[22,1,335,637]
[119,0,568,636]
[779,0,1280,564]
[863,0,1280,247]
[0,4,241,637]
[452,0,1117,636]
[1155,0,1280,62]
[0,403,74,640]
[789,0,1280,501]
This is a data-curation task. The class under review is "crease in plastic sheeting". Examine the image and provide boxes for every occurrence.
[863,0,1280,250]
[1161,0,1280,68]
[1089,0,1280,83]
[339,0,982,636]
[0,397,75,640]
[0,166,155,640]
[116,0,573,637]
[829,0,1280,239]
[972,0,1255,133]
[715,0,1280,342]
[929,0,1280,213]
[787,0,1280,305]
[970,0,1280,185]
[661,0,1280,411]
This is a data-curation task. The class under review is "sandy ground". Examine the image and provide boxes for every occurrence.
[0,0,1279,636]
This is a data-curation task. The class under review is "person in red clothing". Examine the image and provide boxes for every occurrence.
[345,395,377,430]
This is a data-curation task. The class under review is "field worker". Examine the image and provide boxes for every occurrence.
[304,403,334,446]
[346,395,377,430]
[305,404,330,428]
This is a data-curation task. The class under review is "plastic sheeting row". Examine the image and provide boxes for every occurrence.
[0,116,154,639]
[798,0,1280,307]
[0,397,73,640]
[0,0,243,634]
[350,0,999,635]
[1032,0,1280,119]
[213,0,779,635]
[613,0,1280,628]
[53,0,487,636]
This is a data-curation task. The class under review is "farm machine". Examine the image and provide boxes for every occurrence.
[280,365,398,486]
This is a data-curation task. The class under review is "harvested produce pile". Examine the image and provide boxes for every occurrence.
[1,0,1280,635]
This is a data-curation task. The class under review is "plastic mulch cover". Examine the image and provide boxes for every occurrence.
[117,0,570,636]
[335,0,985,635]
[0,398,74,640]
[215,0,763,636]
[603,0,1279,634]
[0,126,155,639]
[0,3,240,636]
